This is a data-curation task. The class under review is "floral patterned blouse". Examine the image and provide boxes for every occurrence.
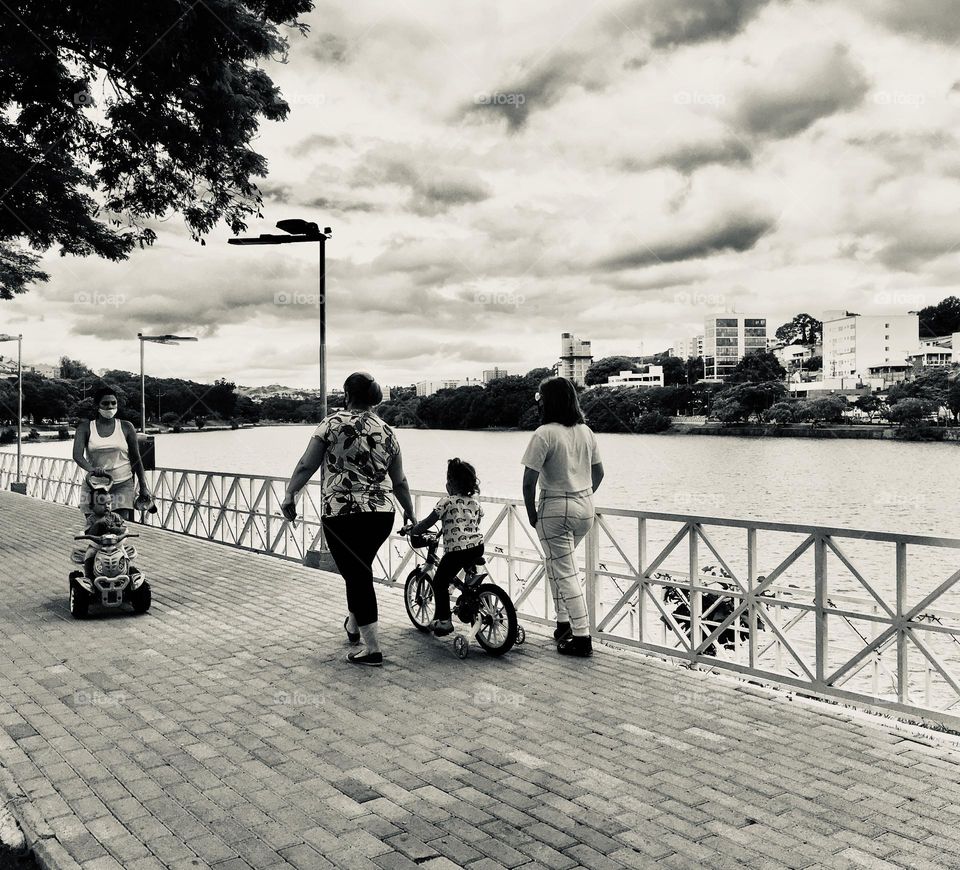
[312,410,400,517]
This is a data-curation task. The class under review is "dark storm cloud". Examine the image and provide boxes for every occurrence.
[464,0,772,132]
[307,33,349,65]
[303,196,376,213]
[595,213,774,271]
[609,0,771,48]
[352,147,492,214]
[257,181,292,203]
[731,43,869,138]
[621,139,753,174]
[855,0,960,43]
[289,134,350,157]
[463,51,590,132]
[876,233,960,271]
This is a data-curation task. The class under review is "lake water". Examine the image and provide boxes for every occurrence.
[7,424,956,537]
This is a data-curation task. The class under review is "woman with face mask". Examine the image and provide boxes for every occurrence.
[72,385,152,521]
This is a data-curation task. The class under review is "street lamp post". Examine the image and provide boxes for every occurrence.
[228,220,332,418]
[137,334,199,432]
[0,334,22,489]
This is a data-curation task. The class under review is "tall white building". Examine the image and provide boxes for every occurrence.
[482,367,510,383]
[559,333,593,386]
[415,378,482,397]
[822,311,918,382]
[671,335,704,360]
[702,315,767,381]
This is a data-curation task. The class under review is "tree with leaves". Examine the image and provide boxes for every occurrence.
[916,296,960,339]
[584,356,640,386]
[0,1,313,297]
[726,350,786,385]
[854,394,884,422]
[775,313,823,346]
[685,355,705,384]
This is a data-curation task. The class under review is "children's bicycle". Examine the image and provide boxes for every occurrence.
[399,526,524,658]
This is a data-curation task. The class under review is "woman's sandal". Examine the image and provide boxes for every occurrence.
[346,650,383,667]
[344,616,360,645]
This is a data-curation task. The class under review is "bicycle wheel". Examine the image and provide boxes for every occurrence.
[404,568,434,632]
[473,584,517,656]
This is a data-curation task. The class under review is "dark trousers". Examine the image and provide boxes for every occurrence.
[322,511,394,627]
[431,543,484,620]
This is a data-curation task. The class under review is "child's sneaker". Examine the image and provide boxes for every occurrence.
[430,619,454,637]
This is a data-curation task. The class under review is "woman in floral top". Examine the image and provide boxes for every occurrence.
[282,372,417,666]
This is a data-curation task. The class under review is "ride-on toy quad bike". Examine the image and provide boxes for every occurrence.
[69,472,151,618]
[69,530,151,617]
[399,526,523,658]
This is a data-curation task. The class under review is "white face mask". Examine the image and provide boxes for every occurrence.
[99,408,117,419]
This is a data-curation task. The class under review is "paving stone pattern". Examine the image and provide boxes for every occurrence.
[1,491,959,870]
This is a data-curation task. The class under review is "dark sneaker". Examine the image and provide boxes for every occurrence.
[557,635,592,657]
[431,619,454,637]
[553,621,572,641]
[346,650,383,667]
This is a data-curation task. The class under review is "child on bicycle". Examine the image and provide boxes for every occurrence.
[408,458,484,636]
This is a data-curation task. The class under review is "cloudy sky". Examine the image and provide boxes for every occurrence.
[4,0,960,387]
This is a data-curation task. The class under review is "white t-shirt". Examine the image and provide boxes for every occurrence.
[521,423,601,494]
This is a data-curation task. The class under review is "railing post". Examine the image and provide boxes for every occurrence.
[897,542,908,704]
[638,518,646,643]
[689,523,699,658]
[507,505,515,601]
[814,534,827,685]
[265,483,272,553]
[747,527,757,669]
[585,519,599,636]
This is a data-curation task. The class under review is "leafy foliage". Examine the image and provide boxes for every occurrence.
[775,313,822,346]
[584,356,641,386]
[0,0,313,297]
[726,350,786,385]
[916,296,960,339]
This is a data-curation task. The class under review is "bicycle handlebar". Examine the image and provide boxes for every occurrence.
[74,532,138,543]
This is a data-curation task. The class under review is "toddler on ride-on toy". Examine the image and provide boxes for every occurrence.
[68,472,151,618]
[82,477,127,577]
[407,458,484,636]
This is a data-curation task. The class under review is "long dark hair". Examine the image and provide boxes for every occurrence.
[447,457,479,496]
[539,376,585,426]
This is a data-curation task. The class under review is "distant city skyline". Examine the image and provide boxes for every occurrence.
[3,0,959,387]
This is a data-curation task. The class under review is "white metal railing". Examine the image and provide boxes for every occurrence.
[4,451,960,726]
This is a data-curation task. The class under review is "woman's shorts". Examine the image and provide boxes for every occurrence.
[79,476,136,517]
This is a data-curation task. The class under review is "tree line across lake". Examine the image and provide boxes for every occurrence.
[2,350,959,443]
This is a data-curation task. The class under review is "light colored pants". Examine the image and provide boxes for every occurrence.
[537,489,595,637]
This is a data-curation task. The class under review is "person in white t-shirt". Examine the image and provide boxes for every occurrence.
[521,377,604,657]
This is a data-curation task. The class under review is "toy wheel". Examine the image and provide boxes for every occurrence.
[454,635,469,659]
[516,625,526,645]
[473,584,518,657]
[130,581,151,614]
[404,569,434,632]
[69,582,89,619]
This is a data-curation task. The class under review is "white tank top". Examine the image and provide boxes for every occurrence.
[86,419,133,483]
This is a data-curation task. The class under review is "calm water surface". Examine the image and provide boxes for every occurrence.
[8,425,956,537]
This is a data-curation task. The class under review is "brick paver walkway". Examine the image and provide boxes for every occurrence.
[1,491,959,870]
